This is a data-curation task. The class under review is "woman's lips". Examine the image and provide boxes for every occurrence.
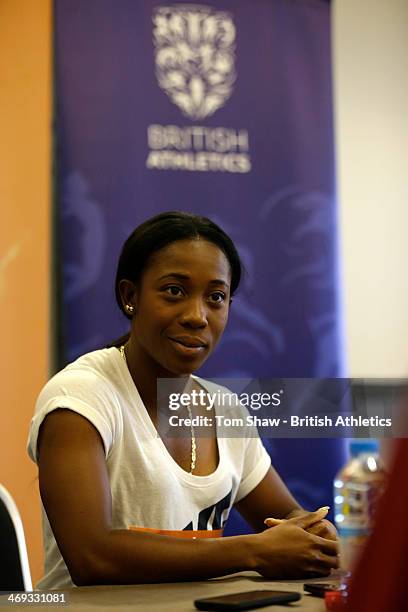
[168,337,207,356]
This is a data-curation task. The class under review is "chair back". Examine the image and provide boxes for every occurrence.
[0,484,32,591]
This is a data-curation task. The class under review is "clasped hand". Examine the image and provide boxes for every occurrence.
[254,506,339,579]
[265,505,338,541]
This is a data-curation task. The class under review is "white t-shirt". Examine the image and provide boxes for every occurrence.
[27,348,271,589]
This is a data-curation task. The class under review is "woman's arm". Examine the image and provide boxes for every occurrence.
[235,467,338,541]
[235,466,302,531]
[38,410,338,585]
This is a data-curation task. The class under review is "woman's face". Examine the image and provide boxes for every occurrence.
[128,238,232,376]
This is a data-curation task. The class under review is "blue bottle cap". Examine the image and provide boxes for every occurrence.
[349,439,379,457]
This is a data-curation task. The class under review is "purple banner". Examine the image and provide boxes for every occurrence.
[55,0,345,530]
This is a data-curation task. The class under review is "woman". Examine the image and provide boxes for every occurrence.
[28,211,338,588]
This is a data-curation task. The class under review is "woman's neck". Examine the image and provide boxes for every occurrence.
[123,339,189,417]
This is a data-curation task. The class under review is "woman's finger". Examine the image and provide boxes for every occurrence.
[307,519,339,541]
[264,506,330,529]
[310,533,340,556]
[264,517,285,527]
[307,552,340,574]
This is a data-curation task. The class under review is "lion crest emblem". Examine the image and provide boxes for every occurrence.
[153,5,236,120]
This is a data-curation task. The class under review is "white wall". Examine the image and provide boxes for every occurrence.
[333,0,408,377]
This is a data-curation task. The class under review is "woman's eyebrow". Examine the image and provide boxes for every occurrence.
[157,273,229,288]
[208,279,230,288]
[157,273,191,282]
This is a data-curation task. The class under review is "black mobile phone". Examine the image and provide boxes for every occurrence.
[304,583,342,598]
[194,589,301,611]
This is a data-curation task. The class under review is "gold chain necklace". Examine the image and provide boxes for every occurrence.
[119,345,196,474]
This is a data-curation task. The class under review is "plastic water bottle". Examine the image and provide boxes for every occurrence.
[334,440,386,570]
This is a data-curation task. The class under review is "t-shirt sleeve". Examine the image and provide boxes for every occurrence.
[235,434,271,502]
[27,367,120,463]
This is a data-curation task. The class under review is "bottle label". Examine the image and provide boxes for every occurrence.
[335,475,386,571]
[335,480,385,531]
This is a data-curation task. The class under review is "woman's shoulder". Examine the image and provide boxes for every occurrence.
[38,347,122,401]
[65,346,120,372]
[29,348,125,463]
